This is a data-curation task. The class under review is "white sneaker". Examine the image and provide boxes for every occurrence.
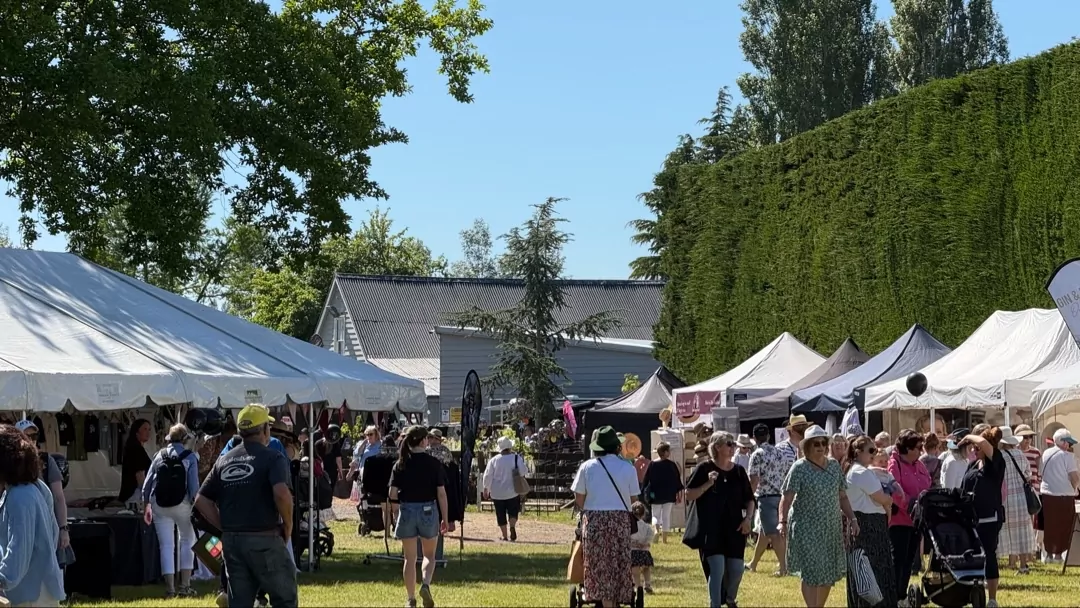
[986,600,998,608]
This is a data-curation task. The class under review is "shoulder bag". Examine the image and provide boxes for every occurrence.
[597,458,639,535]
[512,454,532,497]
[1005,450,1042,515]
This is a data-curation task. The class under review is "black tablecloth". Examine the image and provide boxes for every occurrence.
[66,520,114,599]
[90,514,161,586]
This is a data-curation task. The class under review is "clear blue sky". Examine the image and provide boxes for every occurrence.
[2,1,1077,279]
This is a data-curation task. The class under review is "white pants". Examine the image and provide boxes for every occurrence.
[153,500,197,575]
[651,502,674,531]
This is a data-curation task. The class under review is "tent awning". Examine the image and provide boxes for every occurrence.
[594,366,686,414]
[739,338,869,419]
[0,249,426,412]
[791,324,951,413]
[864,310,1080,411]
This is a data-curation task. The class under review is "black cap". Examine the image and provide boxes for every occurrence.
[753,423,770,439]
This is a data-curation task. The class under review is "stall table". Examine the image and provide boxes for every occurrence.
[65,519,113,599]
[90,514,161,586]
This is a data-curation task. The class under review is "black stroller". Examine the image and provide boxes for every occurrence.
[291,458,336,570]
[907,489,987,608]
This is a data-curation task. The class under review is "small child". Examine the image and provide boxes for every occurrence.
[870,449,903,523]
[630,502,656,594]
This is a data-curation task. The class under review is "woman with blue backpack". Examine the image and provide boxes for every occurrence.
[142,423,201,598]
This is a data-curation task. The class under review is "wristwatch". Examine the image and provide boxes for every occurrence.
[59,525,68,532]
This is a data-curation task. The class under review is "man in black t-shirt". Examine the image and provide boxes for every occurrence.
[195,405,296,608]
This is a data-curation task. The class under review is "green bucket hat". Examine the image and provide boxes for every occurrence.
[590,426,624,453]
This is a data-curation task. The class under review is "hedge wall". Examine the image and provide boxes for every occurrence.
[656,42,1080,384]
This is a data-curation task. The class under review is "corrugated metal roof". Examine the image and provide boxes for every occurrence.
[336,275,663,360]
[368,358,440,397]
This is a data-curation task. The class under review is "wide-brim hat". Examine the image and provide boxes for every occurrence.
[1013,424,1036,437]
[799,425,829,450]
[735,434,754,448]
[998,426,1020,446]
[786,414,809,429]
[589,425,624,453]
[496,436,514,452]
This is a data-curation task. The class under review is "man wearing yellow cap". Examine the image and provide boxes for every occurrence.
[195,405,297,607]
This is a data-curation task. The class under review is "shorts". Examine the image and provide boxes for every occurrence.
[651,502,674,531]
[493,497,521,527]
[757,495,781,536]
[395,501,439,540]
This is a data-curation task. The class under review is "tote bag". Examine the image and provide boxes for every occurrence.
[513,455,532,497]
[847,547,883,605]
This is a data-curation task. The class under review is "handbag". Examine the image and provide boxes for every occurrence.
[847,546,883,605]
[1005,451,1042,516]
[597,458,639,535]
[681,502,706,549]
[567,540,585,583]
[512,455,532,497]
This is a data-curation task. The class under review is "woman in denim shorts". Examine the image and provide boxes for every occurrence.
[389,426,449,608]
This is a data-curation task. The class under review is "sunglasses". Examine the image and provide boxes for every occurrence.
[808,439,828,449]
[365,433,376,437]
[864,447,877,455]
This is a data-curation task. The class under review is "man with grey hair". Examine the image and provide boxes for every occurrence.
[196,405,296,608]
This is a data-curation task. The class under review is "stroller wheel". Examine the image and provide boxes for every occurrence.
[907,584,921,608]
[970,585,986,608]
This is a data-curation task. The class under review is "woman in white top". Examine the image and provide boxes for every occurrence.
[571,426,640,608]
[482,436,524,541]
[939,436,968,490]
[1039,429,1080,562]
[845,435,897,608]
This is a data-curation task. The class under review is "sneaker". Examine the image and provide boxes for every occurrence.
[419,583,435,608]
[406,599,417,608]
[216,592,229,608]
[644,585,654,594]
[176,586,198,597]
[164,590,177,599]
[509,527,517,542]
[986,600,998,608]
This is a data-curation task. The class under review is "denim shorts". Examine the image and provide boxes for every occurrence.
[395,501,439,540]
[757,494,781,536]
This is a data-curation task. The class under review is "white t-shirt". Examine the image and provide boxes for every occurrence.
[571,454,641,512]
[1040,446,1079,496]
[846,463,886,515]
[940,452,967,490]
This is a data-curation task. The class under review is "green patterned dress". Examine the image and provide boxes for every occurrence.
[782,458,847,587]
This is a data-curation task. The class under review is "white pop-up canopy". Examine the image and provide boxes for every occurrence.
[673,332,824,421]
[0,249,426,412]
[864,309,1080,411]
[1031,360,1080,420]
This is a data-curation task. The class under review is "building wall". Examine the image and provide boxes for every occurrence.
[314,284,364,359]
[437,332,660,416]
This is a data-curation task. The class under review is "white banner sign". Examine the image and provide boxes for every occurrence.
[1047,258,1080,343]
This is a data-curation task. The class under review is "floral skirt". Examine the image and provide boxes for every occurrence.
[582,510,634,604]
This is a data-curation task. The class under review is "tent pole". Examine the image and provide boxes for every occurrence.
[309,403,316,571]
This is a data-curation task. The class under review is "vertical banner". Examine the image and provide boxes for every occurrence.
[459,371,482,515]
[1047,258,1080,343]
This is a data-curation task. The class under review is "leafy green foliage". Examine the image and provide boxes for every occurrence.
[621,374,641,394]
[656,42,1080,384]
[229,207,446,339]
[891,0,1009,89]
[450,218,511,277]
[447,198,622,421]
[0,0,491,283]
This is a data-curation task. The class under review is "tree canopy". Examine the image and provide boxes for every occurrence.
[0,0,492,285]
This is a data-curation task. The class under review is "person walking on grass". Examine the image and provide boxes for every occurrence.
[482,436,523,542]
[142,423,201,598]
[629,501,656,595]
[390,426,449,608]
[640,442,682,544]
[746,423,787,576]
[195,405,296,608]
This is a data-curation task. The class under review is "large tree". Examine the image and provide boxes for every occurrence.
[447,198,621,421]
[737,0,895,144]
[449,218,509,278]
[230,207,446,339]
[0,0,492,284]
[891,0,1009,89]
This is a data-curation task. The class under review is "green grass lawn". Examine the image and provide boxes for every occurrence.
[76,518,1078,607]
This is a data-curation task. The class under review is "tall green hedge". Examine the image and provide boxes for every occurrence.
[657,42,1080,384]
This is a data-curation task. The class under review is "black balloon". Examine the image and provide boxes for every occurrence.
[324,423,343,444]
[906,372,928,398]
[184,408,225,437]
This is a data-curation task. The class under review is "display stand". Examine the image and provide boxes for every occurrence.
[1061,500,1080,573]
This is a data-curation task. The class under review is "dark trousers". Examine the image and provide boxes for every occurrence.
[219,561,268,604]
[890,525,919,591]
[223,533,297,608]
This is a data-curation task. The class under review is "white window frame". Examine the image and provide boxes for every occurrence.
[333,316,346,354]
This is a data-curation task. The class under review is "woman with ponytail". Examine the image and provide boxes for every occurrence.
[389,426,448,608]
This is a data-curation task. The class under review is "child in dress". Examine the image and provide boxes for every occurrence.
[870,448,903,523]
[630,502,656,594]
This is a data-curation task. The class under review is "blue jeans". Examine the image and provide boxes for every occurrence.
[222,533,297,608]
[704,554,744,608]
[395,501,439,540]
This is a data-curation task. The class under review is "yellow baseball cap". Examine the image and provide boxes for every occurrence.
[237,405,274,430]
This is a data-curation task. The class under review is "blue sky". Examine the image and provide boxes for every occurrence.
[2,1,1077,279]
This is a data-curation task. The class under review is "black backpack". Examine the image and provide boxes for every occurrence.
[154,449,192,508]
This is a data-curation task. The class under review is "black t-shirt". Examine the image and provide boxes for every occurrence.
[32,417,45,446]
[57,414,75,446]
[389,452,447,503]
[118,441,152,501]
[323,440,343,479]
[687,461,754,558]
[85,415,100,452]
[961,447,1006,522]
[199,441,292,533]
[642,458,684,504]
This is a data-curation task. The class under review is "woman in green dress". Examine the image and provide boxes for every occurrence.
[779,425,859,608]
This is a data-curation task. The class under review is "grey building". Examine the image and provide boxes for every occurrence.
[313,274,663,420]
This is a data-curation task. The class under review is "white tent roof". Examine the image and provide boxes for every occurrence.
[1031,360,1080,420]
[673,332,824,419]
[0,249,426,412]
[864,309,1080,411]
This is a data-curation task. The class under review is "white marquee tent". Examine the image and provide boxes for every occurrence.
[0,249,426,413]
[673,332,824,422]
[864,309,1080,411]
[1031,361,1080,420]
